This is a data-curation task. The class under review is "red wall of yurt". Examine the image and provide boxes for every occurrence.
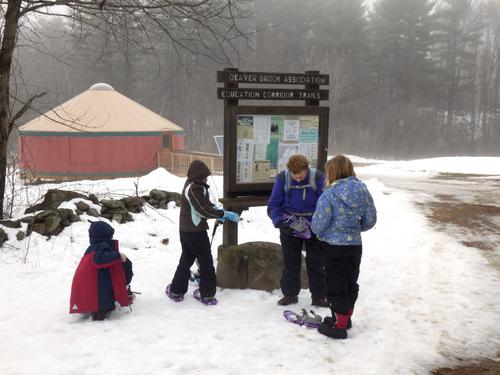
[18,134,163,177]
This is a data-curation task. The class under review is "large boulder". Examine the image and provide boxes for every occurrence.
[216,241,309,292]
[25,189,88,214]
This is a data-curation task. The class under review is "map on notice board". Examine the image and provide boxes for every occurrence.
[236,114,319,183]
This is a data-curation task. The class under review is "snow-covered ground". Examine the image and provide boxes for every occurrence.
[1,157,499,375]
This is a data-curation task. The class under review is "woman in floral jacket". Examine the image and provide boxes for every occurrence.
[311,155,377,339]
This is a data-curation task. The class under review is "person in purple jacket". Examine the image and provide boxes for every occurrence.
[312,155,377,339]
[268,154,328,307]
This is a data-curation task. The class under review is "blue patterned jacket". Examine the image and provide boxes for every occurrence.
[311,177,377,245]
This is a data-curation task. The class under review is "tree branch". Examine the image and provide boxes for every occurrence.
[8,91,46,133]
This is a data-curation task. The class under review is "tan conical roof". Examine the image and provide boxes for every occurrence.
[20,84,183,133]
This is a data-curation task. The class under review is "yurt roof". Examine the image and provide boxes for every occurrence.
[19,83,183,134]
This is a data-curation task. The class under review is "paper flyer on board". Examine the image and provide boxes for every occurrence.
[237,161,253,182]
[283,119,300,141]
[253,160,270,182]
[253,115,271,144]
[237,140,254,161]
[298,143,317,160]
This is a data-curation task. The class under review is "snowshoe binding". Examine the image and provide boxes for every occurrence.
[283,309,323,329]
[189,271,201,284]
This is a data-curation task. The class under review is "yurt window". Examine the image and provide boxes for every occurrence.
[162,134,171,149]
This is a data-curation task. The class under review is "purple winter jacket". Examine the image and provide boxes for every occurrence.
[267,168,325,227]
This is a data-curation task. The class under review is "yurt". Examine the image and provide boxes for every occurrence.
[18,83,184,180]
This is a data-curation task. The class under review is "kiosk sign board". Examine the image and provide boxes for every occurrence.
[217,68,329,245]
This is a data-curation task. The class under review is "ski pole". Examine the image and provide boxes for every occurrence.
[210,219,221,247]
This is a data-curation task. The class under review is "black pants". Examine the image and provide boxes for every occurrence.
[321,243,362,315]
[280,232,325,299]
[171,231,216,298]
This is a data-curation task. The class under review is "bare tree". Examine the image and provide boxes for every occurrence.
[0,0,251,218]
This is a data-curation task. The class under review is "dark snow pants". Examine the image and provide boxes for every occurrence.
[170,231,216,298]
[97,258,133,311]
[321,243,362,315]
[279,232,326,299]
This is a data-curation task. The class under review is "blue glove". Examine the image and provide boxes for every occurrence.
[222,210,240,223]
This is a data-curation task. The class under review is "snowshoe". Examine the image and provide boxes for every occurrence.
[283,309,323,329]
[193,289,218,306]
[165,284,184,302]
[189,271,201,284]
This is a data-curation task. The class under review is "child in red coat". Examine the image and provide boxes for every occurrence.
[70,221,134,321]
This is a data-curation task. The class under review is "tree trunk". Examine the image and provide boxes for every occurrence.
[0,0,22,218]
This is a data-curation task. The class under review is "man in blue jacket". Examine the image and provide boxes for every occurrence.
[267,154,328,307]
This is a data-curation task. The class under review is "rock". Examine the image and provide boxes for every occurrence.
[0,228,8,244]
[150,189,167,201]
[75,201,90,212]
[165,192,182,207]
[149,190,182,207]
[32,223,47,235]
[16,231,26,241]
[161,238,169,245]
[34,210,53,222]
[25,189,88,214]
[87,208,99,217]
[31,208,78,236]
[45,215,61,234]
[102,207,128,216]
[101,199,125,210]
[216,241,309,292]
[57,208,78,223]
[121,197,145,213]
[112,214,123,223]
[88,194,100,205]
[125,213,133,222]
[75,209,83,215]
[0,220,21,229]
[20,216,35,225]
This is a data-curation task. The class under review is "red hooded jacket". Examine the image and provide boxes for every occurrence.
[69,222,130,313]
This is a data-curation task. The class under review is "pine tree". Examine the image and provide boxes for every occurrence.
[433,0,484,136]
[370,0,438,104]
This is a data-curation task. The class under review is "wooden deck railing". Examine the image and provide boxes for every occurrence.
[158,150,223,176]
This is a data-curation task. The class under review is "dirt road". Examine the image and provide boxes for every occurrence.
[359,170,500,374]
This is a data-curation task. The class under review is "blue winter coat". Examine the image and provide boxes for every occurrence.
[311,177,377,245]
[267,168,325,227]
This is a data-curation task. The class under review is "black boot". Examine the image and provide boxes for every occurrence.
[91,310,108,321]
[318,313,349,339]
[277,295,298,306]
